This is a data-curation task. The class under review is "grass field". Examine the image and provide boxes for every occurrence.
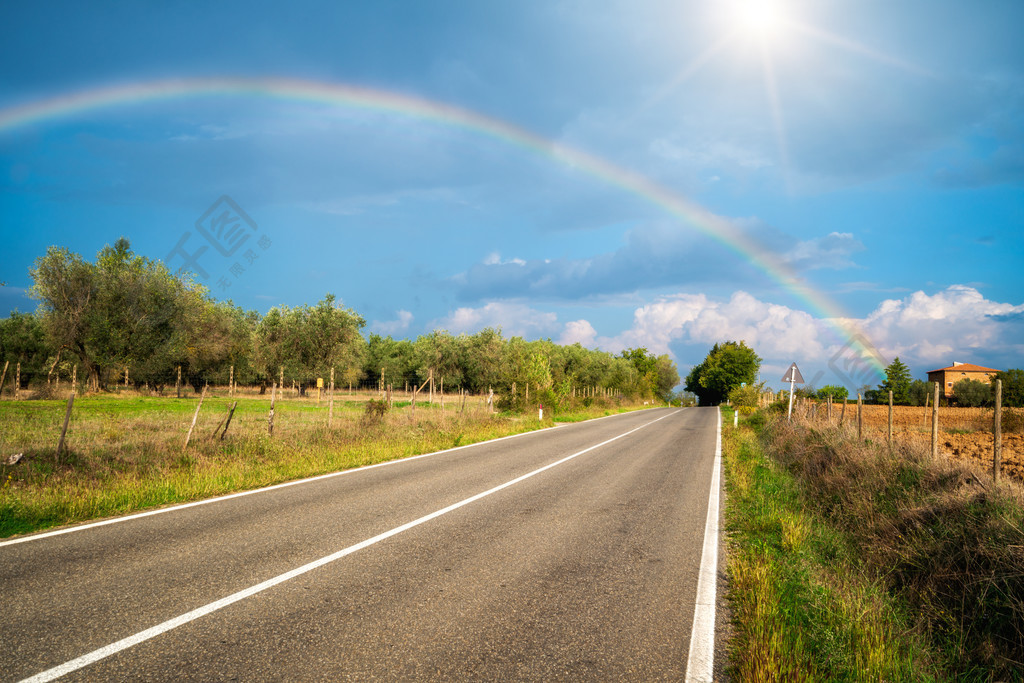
[0,389,651,538]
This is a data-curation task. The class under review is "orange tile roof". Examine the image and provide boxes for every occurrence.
[926,363,1000,374]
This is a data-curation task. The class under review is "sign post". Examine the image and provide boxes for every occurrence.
[781,363,805,422]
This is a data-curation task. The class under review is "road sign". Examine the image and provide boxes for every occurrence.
[781,363,804,384]
[782,363,804,422]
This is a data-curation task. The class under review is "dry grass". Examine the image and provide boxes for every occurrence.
[0,390,644,538]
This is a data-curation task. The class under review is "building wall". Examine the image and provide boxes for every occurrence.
[926,369,996,398]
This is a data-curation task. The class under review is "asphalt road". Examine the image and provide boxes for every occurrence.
[2,406,721,682]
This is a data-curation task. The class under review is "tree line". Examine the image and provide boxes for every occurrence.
[794,357,1024,408]
[0,239,680,404]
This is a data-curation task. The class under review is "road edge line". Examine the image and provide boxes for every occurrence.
[685,406,722,682]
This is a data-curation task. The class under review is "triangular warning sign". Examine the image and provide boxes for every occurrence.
[781,363,805,384]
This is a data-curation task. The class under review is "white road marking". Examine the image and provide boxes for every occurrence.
[685,407,722,682]
[18,410,678,683]
[0,409,646,549]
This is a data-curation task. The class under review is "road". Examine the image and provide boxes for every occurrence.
[1,407,721,682]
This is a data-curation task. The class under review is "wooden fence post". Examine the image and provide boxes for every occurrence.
[221,401,238,440]
[72,364,77,394]
[329,367,335,428]
[176,365,182,398]
[56,391,75,460]
[993,379,1002,481]
[183,385,207,451]
[440,377,444,413]
[0,360,8,397]
[15,362,21,400]
[211,401,238,440]
[268,382,277,436]
[229,365,234,397]
[279,367,284,396]
[931,382,940,459]
[857,393,863,440]
[888,390,893,448]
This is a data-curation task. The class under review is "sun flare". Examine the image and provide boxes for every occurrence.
[734,0,787,40]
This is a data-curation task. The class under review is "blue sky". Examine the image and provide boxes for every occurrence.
[1,0,1022,391]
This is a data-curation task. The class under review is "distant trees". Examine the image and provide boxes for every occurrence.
[878,357,912,405]
[8,240,682,406]
[685,341,761,406]
[253,295,365,392]
[620,347,679,403]
[908,379,932,406]
[993,369,1024,408]
[31,238,209,389]
[817,385,849,402]
[0,311,49,388]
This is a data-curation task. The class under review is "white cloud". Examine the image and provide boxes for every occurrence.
[564,285,1023,386]
[861,285,1024,364]
[370,310,414,336]
[430,302,559,337]
[594,291,827,359]
[483,252,526,266]
[559,319,598,347]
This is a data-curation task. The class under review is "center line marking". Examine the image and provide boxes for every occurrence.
[19,410,678,683]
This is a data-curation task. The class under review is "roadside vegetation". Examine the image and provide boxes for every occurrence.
[0,391,651,538]
[723,406,1024,681]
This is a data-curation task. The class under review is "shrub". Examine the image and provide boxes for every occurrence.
[728,382,763,409]
[953,378,992,407]
[360,398,389,427]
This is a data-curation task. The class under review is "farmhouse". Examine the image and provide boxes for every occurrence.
[926,362,999,398]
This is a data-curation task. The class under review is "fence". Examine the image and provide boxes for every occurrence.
[779,381,1019,484]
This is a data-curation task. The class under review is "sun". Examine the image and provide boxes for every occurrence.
[734,0,788,41]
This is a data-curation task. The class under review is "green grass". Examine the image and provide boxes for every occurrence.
[0,392,654,538]
[723,410,937,681]
[725,408,1024,681]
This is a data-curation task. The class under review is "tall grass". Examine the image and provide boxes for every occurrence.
[723,414,930,681]
[0,393,648,538]
[731,409,1024,680]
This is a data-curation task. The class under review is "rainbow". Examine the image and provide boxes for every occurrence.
[0,76,885,381]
